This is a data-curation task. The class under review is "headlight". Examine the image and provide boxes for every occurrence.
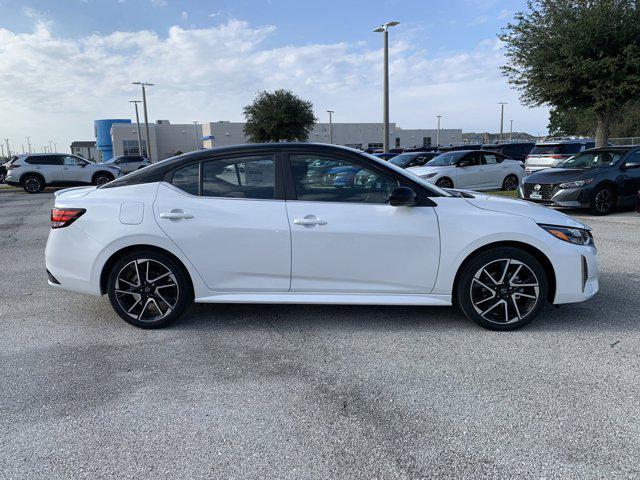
[420,173,437,179]
[559,178,594,189]
[539,224,594,246]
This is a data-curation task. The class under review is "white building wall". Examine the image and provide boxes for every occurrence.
[111,123,204,161]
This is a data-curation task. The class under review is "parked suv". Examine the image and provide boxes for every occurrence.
[5,153,122,193]
[525,138,595,174]
[482,142,535,161]
[104,155,150,173]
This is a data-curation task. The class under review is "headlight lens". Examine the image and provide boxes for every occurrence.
[540,224,594,246]
[559,178,594,189]
[420,173,437,179]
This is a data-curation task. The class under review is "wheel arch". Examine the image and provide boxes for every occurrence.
[451,240,556,304]
[100,244,194,297]
[19,171,46,185]
[92,170,115,183]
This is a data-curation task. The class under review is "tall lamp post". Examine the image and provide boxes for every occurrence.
[5,138,11,157]
[129,100,144,156]
[133,81,154,162]
[326,110,334,144]
[509,119,513,141]
[25,136,32,153]
[436,115,442,147]
[193,121,200,150]
[373,21,400,153]
[498,102,508,142]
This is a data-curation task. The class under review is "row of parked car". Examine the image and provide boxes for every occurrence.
[373,138,640,215]
[1,154,150,193]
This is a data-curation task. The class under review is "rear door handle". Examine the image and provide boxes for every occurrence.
[160,211,194,220]
[293,217,327,226]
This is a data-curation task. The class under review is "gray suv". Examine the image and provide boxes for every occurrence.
[104,155,151,173]
[5,153,123,193]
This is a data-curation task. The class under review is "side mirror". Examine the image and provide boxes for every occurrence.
[458,160,472,167]
[388,186,417,207]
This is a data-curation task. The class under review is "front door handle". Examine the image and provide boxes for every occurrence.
[160,210,194,220]
[293,217,327,226]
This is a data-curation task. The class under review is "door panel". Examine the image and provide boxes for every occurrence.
[155,183,291,292]
[285,153,440,293]
[286,201,440,293]
[479,153,503,189]
[455,153,485,189]
[61,156,87,183]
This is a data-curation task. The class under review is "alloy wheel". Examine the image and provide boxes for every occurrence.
[96,175,111,186]
[114,258,179,322]
[503,175,518,191]
[24,177,42,193]
[470,258,540,325]
[437,178,453,189]
[594,188,614,213]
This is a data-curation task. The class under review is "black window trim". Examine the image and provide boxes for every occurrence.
[282,149,437,206]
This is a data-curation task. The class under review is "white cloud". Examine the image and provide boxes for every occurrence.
[467,15,488,27]
[0,20,548,151]
[181,11,188,20]
[498,9,512,20]
[150,0,167,7]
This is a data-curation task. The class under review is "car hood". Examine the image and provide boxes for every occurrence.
[463,192,589,229]
[523,168,598,183]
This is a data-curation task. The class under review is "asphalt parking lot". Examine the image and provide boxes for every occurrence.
[1,187,639,479]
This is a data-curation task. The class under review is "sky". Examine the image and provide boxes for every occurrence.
[0,0,550,153]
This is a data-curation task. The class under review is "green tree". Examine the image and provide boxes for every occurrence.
[549,100,640,138]
[500,0,640,146]
[243,89,317,143]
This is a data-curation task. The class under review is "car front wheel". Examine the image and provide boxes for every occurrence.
[457,247,548,331]
[436,177,454,189]
[94,173,114,186]
[107,250,193,328]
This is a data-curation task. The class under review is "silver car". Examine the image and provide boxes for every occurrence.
[4,153,122,193]
[524,138,595,174]
[104,155,151,173]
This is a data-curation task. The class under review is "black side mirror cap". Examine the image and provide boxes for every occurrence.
[389,186,417,206]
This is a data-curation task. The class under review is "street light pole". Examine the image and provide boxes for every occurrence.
[193,121,200,150]
[26,136,32,153]
[373,21,399,153]
[327,110,334,144]
[53,142,57,153]
[129,100,144,156]
[133,82,154,162]
[509,119,513,141]
[498,102,508,142]
[5,138,11,157]
[436,115,442,146]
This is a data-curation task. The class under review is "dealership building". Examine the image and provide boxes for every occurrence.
[96,118,462,162]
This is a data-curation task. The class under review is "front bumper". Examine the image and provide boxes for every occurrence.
[518,184,592,209]
[552,244,599,304]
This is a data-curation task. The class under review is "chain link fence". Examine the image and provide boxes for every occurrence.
[609,137,640,146]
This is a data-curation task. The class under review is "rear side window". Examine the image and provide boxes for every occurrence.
[25,156,63,165]
[202,155,275,199]
[171,163,200,195]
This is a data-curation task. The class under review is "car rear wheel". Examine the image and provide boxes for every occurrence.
[457,247,548,331]
[502,174,519,191]
[107,250,193,328]
[590,185,616,216]
[22,175,45,194]
[436,177,454,189]
[94,173,114,186]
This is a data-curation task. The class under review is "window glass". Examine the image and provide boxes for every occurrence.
[482,153,499,165]
[172,163,200,195]
[123,140,148,156]
[26,156,63,165]
[624,151,640,166]
[427,151,464,166]
[62,156,79,166]
[202,155,275,199]
[290,154,399,204]
[557,151,623,169]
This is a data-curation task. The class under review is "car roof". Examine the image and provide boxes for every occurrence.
[582,146,636,153]
[535,138,594,145]
[482,142,534,147]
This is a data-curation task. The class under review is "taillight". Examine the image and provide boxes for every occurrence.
[51,208,86,229]
[549,154,566,159]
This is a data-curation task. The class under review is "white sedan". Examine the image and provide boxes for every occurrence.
[407,150,525,191]
[45,144,598,331]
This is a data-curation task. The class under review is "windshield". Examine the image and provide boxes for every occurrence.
[557,151,623,169]
[426,152,463,166]
[389,153,419,168]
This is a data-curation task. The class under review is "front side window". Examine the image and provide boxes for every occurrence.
[63,156,82,166]
[202,155,275,199]
[172,163,199,195]
[482,153,500,165]
[289,154,399,204]
[426,152,463,166]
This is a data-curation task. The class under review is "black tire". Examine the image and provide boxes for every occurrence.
[502,174,519,191]
[436,177,454,189]
[107,250,193,328]
[590,185,616,216]
[94,172,114,187]
[457,247,548,331]
[0,172,5,184]
[22,175,45,194]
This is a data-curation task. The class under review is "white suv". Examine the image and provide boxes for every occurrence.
[525,138,595,174]
[5,153,122,193]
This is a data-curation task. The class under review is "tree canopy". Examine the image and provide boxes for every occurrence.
[243,89,317,143]
[500,0,640,146]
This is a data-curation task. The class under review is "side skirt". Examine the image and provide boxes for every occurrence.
[194,292,452,306]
